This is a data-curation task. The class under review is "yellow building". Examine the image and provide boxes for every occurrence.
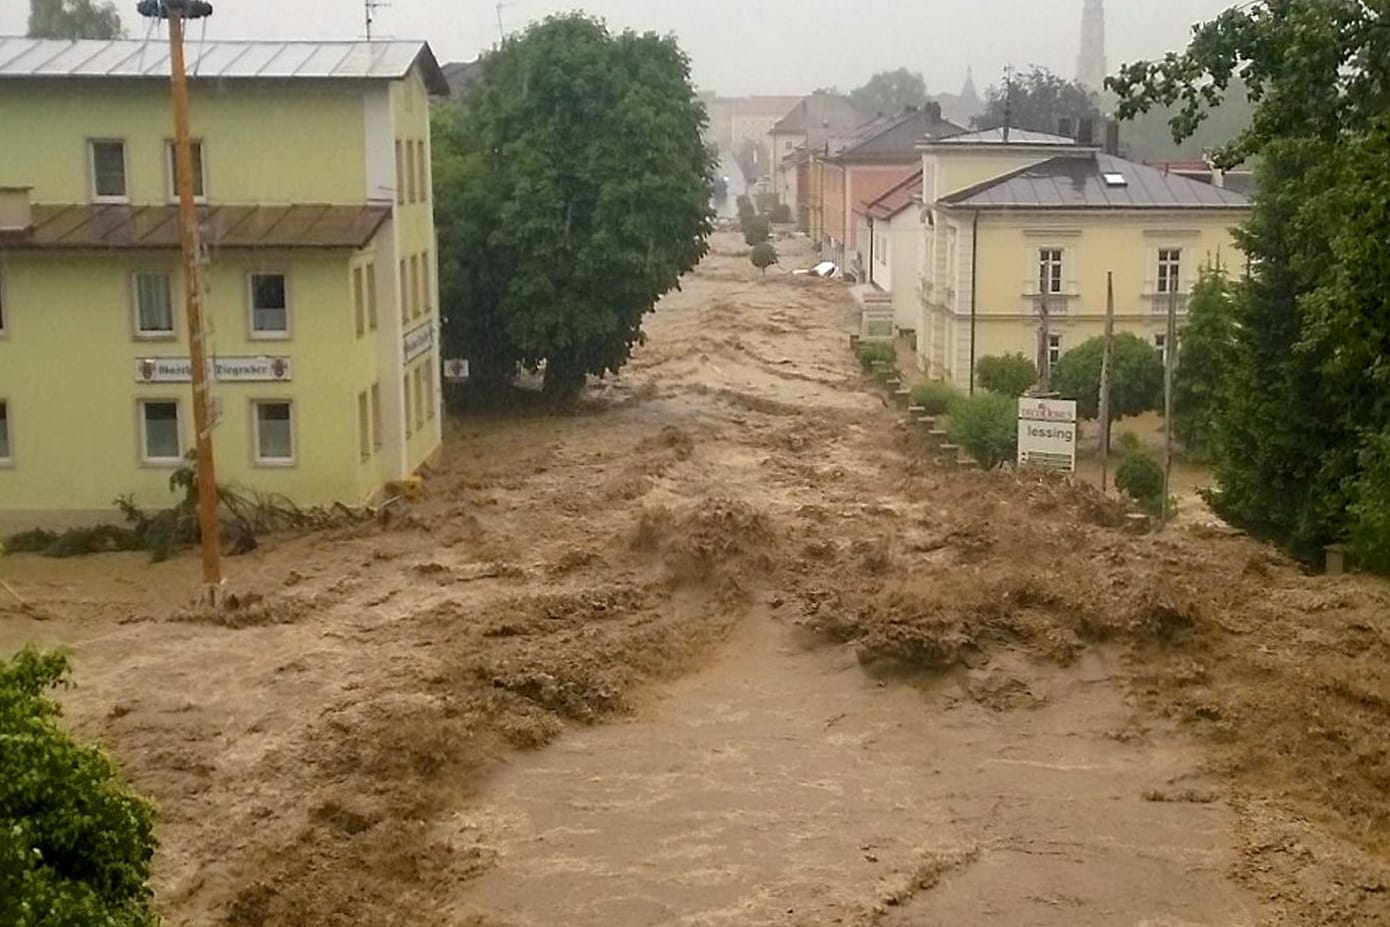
[0,37,449,530]
[914,128,1251,387]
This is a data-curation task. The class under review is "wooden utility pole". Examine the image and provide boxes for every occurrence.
[141,0,221,595]
[1163,284,1179,522]
[1098,272,1116,492]
[1037,298,1052,393]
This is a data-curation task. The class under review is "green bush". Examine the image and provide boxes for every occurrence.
[742,214,771,246]
[0,649,158,927]
[1053,332,1164,421]
[910,380,962,415]
[735,194,754,219]
[975,353,1036,397]
[769,203,793,224]
[856,342,895,372]
[755,191,779,215]
[947,391,1018,469]
[1116,448,1166,515]
[1349,427,1390,573]
[750,241,778,275]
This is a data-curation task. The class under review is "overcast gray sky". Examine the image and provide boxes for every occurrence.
[0,1,1237,96]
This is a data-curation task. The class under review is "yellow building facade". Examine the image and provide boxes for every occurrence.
[0,38,449,529]
[913,129,1250,386]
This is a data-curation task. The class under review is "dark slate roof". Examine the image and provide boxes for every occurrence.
[441,59,484,98]
[939,153,1251,210]
[930,127,1078,146]
[771,92,868,135]
[0,203,391,249]
[832,107,963,160]
[865,170,923,219]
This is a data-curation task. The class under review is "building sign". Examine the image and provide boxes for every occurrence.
[135,356,292,383]
[403,322,435,363]
[1017,398,1078,472]
[442,358,470,381]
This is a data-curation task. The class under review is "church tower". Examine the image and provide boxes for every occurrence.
[1077,0,1107,90]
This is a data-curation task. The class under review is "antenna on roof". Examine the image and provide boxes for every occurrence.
[364,0,390,41]
[496,2,511,43]
[1002,64,1014,143]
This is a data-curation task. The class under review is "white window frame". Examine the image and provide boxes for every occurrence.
[138,399,183,466]
[358,390,371,461]
[1157,247,1183,294]
[365,262,379,330]
[424,359,436,420]
[89,138,129,203]
[132,271,177,339]
[247,272,291,339]
[251,399,296,466]
[352,265,366,337]
[165,138,207,203]
[370,382,383,450]
[1038,248,1065,296]
[0,399,11,466]
[1048,333,1063,367]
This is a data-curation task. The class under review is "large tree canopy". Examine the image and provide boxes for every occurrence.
[976,66,1099,135]
[1109,0,1390,566]
[850,69,928,117]
[27,0,123,39]
[1053,332,1164,422]
[433,14,714,397]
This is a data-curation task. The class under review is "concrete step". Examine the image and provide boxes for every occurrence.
[907,404,926,415]
[939,443,961,454]
[955,458,981,470]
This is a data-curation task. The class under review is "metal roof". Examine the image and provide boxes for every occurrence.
[938,152,1251,211]
[864,170,923,220]
[0,37,449,94]
[0,203,391,250]
[771,92,869,135]
[929,127,1079,146]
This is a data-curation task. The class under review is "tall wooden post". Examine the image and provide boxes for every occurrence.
[1098,272,1116,492]
[1163,285,1179,521]
[145,0,221,594]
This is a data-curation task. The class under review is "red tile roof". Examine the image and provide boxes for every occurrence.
[864,170,923,220]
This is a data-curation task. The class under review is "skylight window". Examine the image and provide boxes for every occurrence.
[1102,172,1128,187]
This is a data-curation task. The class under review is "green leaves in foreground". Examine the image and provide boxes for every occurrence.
[0,649,157,927]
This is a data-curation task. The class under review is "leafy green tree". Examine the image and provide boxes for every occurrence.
[850,69,928,117]
[1116,448,1166,515]
[432,15,714,398]
[1053,332,1163,422]
[948,392,1018,469]
[27,0,123,39]
[0,649,157,926]
[742,214,770,247]
[1110,0,1390,563]
[975,353,1036,397]
[750,242,778,276]
[976,66,1098,135]
[1172,263,1237,458]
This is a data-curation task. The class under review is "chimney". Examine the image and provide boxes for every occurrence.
[1105,119,1121,156]
[1058,116,1074,139]
[1076,118,1094,146]
[0,187,33,235]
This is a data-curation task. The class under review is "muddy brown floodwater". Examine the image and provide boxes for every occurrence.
[2,233,1388,927]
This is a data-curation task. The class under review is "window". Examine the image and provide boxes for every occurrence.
[370,382,383,449]
[395,140,405,205]
[90,140,127,201]
[410,254,421,318]
[352,266,366,336]
[1048,333,1063,367]
[166,140,206,201]
[784,140,793,151]
[365,263,379,330]
[1038,248,1064,295]
[1157,248,1182,294]
[421,252,431,314]
[0,266,7,335]
[416,141,428,203]
[249,273,289,336]
[424,359,436,420]
[413,366,425,430]
[0,401,10,463]
[403,374,413,437]
[1154,332,1167,352]
[358,390,371,460]
[139,400,181,464]
[253,401,294,464]
[406,140,417,204]
[133,272,174,337]
[399,259,408,323]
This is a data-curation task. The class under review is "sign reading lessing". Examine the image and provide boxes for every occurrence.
[403,323,435,363]
[135,356,292,383]
[1017,397,1078,472]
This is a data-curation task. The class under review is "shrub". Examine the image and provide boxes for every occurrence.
[0,649,158,927]
[975,353,1036,397]
[856,342,895,372]
[947,391,1018,469]
[910,380,962,415]
[742,214,771,246]
[750,242,778,275]
[754,191,779,215]
[1053,332,1164,421]
[735,194,754,219]
[1349,427,1390,573]
[1116,447,1166,515]
[769,203,793,224]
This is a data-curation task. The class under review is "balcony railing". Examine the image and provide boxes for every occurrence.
[1022,279,1080,299]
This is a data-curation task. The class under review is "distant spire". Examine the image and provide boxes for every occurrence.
[1077,0,1107,90]
[960,66,979,104]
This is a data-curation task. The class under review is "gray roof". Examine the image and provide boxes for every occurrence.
[441,58,483,98]
[771,92,868,135]
[833,106,963,160]
[939,152,1251,210]
[0,37,449,94]
[930,127,1078,146]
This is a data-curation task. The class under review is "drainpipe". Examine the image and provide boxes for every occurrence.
[868,216,875,286]
[969,209,980,395]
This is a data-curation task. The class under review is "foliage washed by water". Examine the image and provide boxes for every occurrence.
[432,15,715,398]
[1110,0,1390,566]
[0,649,158,927]
[27,0,122,39]
[948,391,1018,469]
